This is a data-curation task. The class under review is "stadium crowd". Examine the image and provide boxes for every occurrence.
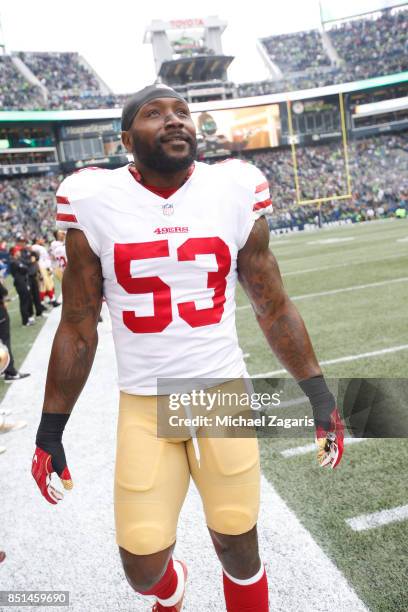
[47,93,126,111]
[18,52,101,95]
[0,133,406,241]
[249,7,408,96]
[0,175,61,242]
[329,7,408,81]
[248,133,408,229]
[0,7,407,110]
[262,29,331,73]
[0,56,43,110]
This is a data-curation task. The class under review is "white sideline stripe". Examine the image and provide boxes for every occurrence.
[346,504,408,532]
[237,276,408,311]
[281,437,366,458]
[0,305,368,611]
[252,344,408,377]
[281,252,408,277]
[396,237,408,243]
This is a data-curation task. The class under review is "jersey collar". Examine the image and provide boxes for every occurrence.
[128,163,195,189]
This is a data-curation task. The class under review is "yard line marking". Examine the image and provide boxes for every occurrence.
[281,438,366,458]
[273,239,408,263]
[243,353,250,359]
[252,344,408,377]
[397,237,408,243]
[291,276,408,301]
[346,504,408,532]
[281,253,408,277]
[236,276,408,311]
[307,237,355,245]
[269,240,292,245]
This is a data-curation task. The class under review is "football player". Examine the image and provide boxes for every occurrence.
[32,85,343,611]
[49,230,67,281]
[31,237,59,307]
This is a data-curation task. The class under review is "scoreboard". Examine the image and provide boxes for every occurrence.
[57,119,128,172]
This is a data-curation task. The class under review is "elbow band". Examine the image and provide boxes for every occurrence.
[298,375,336,430]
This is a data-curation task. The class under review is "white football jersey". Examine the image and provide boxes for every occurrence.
[32,243,52,269]
[50,240,67,271]
[56,161,272,395]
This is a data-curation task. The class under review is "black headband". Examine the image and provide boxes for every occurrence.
[121,85,187,131]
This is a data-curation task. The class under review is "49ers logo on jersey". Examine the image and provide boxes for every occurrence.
[154,227,189,235]
[114,237,231,333]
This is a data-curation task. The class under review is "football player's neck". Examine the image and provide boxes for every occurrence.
[135,162,191,189]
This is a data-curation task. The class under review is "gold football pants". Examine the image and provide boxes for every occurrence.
[115,382,260,555]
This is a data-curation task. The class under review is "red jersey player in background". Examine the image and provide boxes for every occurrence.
[32,85,343,611]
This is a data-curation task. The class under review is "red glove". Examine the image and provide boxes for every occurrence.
[32,445,73,505]
[315,407,344,469]
[32,413,73,505]
[299,376,345,469]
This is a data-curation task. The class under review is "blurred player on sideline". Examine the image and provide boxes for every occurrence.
[50,230,67,281]
[32,85,343,612]
[31,237,60,307]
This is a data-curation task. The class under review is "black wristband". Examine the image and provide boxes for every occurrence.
[298,375,335,430]
[36,413,70,442]
[35,413,70,474]
[35,412,70,452]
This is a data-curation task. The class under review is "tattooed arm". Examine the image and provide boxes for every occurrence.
[32,229,103,503]
[237,217,321,381]
[43,229,103,414]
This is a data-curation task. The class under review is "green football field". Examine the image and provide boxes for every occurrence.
[237,218,408,378]
[235,218,408,612]
[1,218,407,610]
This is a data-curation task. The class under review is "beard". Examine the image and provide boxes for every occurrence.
[131,132,197,174]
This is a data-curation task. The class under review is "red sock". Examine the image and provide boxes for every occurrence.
[139,558,178,601]
[46,289,55,300]
[40,292,45,301]
[223,564,269,611]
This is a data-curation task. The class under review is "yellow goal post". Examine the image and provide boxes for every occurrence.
[286,92,353,207]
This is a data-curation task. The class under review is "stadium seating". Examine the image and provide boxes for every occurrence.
[47,92,124,111]
[0,175,61,241]
[247,133,408,229]
[328,8,408,81]
[18,52,101,94]
[1,134,406,240]
[262,30,331,73]
[256,7,408,95]
[0,7,407,111]
[0,56,43,110]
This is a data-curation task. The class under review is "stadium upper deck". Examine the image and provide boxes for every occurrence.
[0,5,407,110]
[1,7,407,240]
